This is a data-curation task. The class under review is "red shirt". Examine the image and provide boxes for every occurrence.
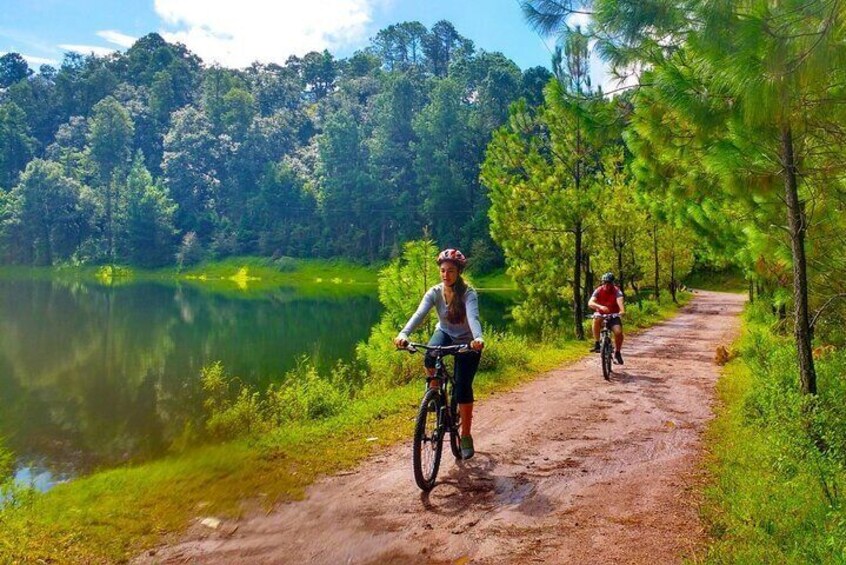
[591,284,623,314]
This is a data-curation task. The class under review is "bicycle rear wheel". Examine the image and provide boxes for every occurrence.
[601,337,612,380]
[413,388,444,491]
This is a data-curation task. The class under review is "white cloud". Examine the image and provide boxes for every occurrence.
[0,52,58,68]
[97,30,138,48]
[153,0,385,67]
[566,12,592,32]
[58,44,116,57]
[24,54,58,67]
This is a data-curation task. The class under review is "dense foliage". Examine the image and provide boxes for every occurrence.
[703,304,846,562]
[482,28,695,338]
[0,23,550,267]
[520,0,846,393]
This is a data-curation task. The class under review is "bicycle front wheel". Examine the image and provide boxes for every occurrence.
[601,338,612,380]
[449,389,462,460]
[413,388,444,491]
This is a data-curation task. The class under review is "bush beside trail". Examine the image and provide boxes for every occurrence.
[702,302,846,562]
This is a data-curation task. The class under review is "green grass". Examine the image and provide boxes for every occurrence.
[0,290,691,562]
[0,257,379,297]
[697,310,846,563]
[472,268,515,290]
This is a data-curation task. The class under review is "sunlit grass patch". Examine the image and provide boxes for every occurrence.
[698,307,846,563]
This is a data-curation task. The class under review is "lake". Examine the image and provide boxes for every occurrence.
[0,276,515,489]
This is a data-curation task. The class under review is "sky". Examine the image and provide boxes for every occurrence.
[0,0,609,85]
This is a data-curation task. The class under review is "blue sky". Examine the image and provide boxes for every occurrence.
[0,0,560,70]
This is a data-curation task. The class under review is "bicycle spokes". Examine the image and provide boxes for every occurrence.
[414,393,442,488]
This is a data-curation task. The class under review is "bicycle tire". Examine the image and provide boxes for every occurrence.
[601,337,612,380]
[413,387,444,491]
[449,390,462,459]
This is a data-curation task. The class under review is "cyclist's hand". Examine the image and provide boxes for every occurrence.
[470,339,484,352]
[394,336,409,348]
[599,306,610,314]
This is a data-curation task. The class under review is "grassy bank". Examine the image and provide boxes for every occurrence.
[0,257,379,296]
[0,257,506,294]
[472,268,515,290]
[0,257,379,288]
[699,304,846,562]
[0,292,690,562]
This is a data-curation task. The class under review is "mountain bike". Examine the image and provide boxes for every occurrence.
[400,342,469,491]
[591,313,620,381]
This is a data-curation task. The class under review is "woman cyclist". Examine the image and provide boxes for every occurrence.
[394,248,484,459]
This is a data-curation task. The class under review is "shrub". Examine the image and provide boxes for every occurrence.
[0,438,14,479]
[478,330,531,372]
[205,388,268,440]
[199,359,355,439]
[201,362,269,439]
[268,359,348,423]
[357,325,423,387]
[703,305,846,562]
[273,256,298,272]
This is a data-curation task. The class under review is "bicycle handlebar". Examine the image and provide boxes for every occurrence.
[399,342,472,355]
[586,313,622,319]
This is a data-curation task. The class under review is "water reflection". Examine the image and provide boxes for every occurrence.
[478,289,518,332]
[0,279,381,483]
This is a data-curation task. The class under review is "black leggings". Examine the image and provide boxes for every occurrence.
[423,330,481,404]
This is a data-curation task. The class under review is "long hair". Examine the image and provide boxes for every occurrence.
[446,275,468,324]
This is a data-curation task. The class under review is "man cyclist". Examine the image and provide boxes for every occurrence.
[588,272,626,365]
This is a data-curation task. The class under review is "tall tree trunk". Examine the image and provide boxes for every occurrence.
[573,222,585,340]
[670,251,677,304]
[584,252,593,315]
[781,125,816,395]
[652,221,660,302]
[615,235,625,298]
[749,279,755,304]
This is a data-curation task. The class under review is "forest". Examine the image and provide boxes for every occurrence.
[0,21,553,270]
[0,18,703,339]
[3,1,846,561]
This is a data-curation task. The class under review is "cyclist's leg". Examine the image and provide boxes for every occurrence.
[454,350,481,437]
[610,320,624,351]
[591,316,602,351]
[592,316,602,341]
[425,330,452,387]
[610,319,624,364]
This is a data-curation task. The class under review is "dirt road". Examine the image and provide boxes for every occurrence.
[141,290,745,564]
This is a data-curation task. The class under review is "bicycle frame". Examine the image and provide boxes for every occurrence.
[410,343,466,434]
[402,342,470,490]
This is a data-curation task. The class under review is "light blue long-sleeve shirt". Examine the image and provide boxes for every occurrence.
[398,283,483,343]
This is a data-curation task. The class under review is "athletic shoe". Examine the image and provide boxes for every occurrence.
[614,350,624,365]
[590,341,601,353]
[460,435,475,459]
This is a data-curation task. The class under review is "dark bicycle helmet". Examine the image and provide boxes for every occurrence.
[600,272,615,284]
